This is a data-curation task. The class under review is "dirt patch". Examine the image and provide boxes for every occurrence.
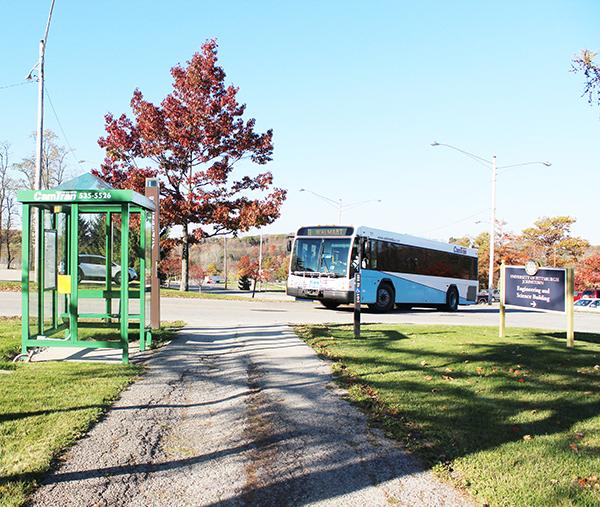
[241,359,282,504]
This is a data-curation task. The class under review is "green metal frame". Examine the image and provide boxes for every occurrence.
[18,180,155,364]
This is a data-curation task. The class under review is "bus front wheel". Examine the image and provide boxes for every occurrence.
[320,300,340,310]
[444,286,459,312]
[368,283,395,313]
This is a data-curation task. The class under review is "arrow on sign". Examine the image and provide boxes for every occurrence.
[530,301,537,308]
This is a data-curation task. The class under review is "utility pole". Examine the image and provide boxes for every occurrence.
[223,237,228,290]
[30,0,56,277]
[35,38,44,191]
[488,155,497,305]
[258,233,263,292]
[34,0,56,191]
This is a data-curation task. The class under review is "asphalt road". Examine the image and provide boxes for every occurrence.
[2,291,598,333]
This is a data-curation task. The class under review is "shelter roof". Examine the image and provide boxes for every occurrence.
[16,172,155,211]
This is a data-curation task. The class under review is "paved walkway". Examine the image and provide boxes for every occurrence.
[29,324,474,506]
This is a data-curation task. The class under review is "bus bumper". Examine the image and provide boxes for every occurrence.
[287,287,354,304]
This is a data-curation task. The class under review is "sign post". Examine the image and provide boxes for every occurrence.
[354,238,363,338]
[145,178,161,330]
[566,267,574,348]
[499,261,506,338]
[501,262,575,347]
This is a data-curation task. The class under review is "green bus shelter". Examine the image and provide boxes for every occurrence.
[17,173,156,364]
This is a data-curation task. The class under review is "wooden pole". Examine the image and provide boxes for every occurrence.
[499,261,506,338]
[145,178,160,330]
[566,267,575,348]
[224,237,228,290]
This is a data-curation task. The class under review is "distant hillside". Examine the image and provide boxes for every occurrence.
[188,233,290,282]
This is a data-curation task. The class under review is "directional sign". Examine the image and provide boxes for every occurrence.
[504,266,566,313]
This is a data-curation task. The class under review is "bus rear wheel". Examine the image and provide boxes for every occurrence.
[444,286,459,312]
[368,283,395,313]
[320,300,340,310]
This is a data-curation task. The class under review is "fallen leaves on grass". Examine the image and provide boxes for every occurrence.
[569,443,579,452]
[574,475,600,491]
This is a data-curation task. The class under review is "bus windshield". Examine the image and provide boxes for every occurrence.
[291,238,352,276]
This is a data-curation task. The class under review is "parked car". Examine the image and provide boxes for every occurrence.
[574,289,600,301]
[78,254,137,284]
[203,275,225,284]
[477,289,500,304]
[574,298,600,312]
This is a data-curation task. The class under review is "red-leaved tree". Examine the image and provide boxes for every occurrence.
[575,253,600,290]
[159,254,181,288]
[95,40,286,290]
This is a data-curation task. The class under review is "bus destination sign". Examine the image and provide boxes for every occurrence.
[504,266,566,312]
[297,226,354,237]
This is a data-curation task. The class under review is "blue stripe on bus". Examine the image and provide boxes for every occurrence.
[359,269,471,305]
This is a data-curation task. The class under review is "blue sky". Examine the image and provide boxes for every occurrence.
[1,1,599,243]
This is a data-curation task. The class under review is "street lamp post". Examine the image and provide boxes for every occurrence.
[490,155,497,308]
[299,188,381,224]
[431,142,551,304]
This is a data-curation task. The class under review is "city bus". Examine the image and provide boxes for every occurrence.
[287,225,478,312]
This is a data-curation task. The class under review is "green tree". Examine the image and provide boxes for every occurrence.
[448,236,471,247]
[206,262,220,276]
[522,216,589,267]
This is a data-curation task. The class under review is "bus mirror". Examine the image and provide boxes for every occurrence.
[287,238,293,252]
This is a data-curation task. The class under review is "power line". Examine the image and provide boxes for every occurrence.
[421,208,489,235]
[0,80,33,91]
[45,86,80,166]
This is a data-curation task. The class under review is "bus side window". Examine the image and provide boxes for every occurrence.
[369,239,378,269]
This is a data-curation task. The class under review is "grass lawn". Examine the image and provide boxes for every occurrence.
[0,318,183,507]
[0,318,21,362]
[0,282,19,293]
[160,287,288,301]
[295,324,600,507]
[0,280,287,301]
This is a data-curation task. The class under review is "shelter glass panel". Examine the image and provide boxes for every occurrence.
[26,207,37,337]
[78,212,109,287]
